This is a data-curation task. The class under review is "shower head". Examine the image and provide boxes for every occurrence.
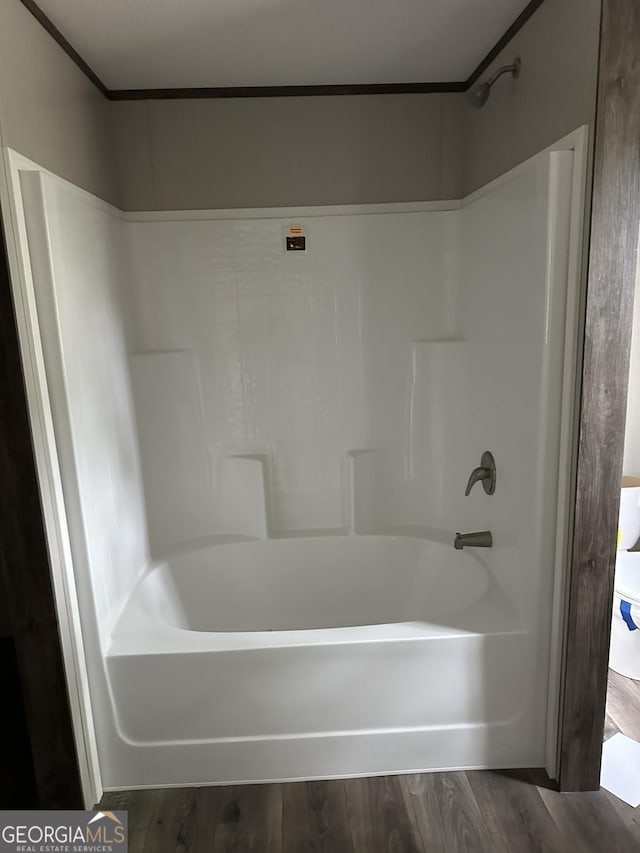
[466,57,521,109]
[467,81,491,109]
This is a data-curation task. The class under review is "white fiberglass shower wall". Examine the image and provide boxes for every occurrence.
[126,205,462,546]
[5,128,586,791]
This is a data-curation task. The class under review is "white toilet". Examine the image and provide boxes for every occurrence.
[610,484,640,680]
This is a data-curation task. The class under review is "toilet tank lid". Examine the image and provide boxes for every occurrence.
[615,550,640,605]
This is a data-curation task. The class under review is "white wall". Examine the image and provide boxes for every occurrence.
[463,0,600,194]
[111,95,464,210]
[0,0,117,205]
[126,142,577,585]
[20,171,150,649]
[456,152,574,609]
[107,0,599,212]
[126,206,461,553]
[457,148,577,765]
[0,3,119,796]
[0,0,596,214]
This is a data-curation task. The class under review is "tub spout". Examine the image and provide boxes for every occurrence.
[454,531,493,550]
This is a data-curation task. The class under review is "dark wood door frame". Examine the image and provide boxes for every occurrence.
[0,206,83,807]
[558,0,640,790]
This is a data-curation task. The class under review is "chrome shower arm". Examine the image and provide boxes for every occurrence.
[487,58,521,88]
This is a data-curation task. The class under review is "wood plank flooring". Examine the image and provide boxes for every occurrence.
[100,670,640,852]
[606,668,640,742]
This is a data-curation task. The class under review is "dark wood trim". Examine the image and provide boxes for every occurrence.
[19,0,544,100]
[558,0,640,791]
[18,0,109,97]
[108,81,466,100]
[464,0,547,88]
[0,211,84,806]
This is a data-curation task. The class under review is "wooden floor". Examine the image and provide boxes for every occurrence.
[605,667,640,743]
[101,671,640,853]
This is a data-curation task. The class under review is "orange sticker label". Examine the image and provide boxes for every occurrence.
[288,227,304,235]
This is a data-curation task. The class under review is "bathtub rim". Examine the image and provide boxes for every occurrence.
[107,532,523,656]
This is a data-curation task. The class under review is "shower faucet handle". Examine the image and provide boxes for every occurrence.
[465,467,490,496]
[464,451,496,496]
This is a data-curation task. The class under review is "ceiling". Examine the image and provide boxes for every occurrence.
[33,0,532,91]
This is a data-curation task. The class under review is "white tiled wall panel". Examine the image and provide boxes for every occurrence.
[127,211,462,546]
[21,173,151,647]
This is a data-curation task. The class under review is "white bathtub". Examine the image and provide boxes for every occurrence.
[106,534,535,786]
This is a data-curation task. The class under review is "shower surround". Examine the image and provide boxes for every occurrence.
[126,205,463,547]
[11,130,585,789]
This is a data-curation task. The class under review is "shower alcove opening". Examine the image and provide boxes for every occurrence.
[2,126,587,792]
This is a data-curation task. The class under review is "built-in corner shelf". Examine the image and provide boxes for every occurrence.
[217,455,269,540]
[345,449,386,534]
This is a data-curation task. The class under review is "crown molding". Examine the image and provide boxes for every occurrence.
[19,0,546,100]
